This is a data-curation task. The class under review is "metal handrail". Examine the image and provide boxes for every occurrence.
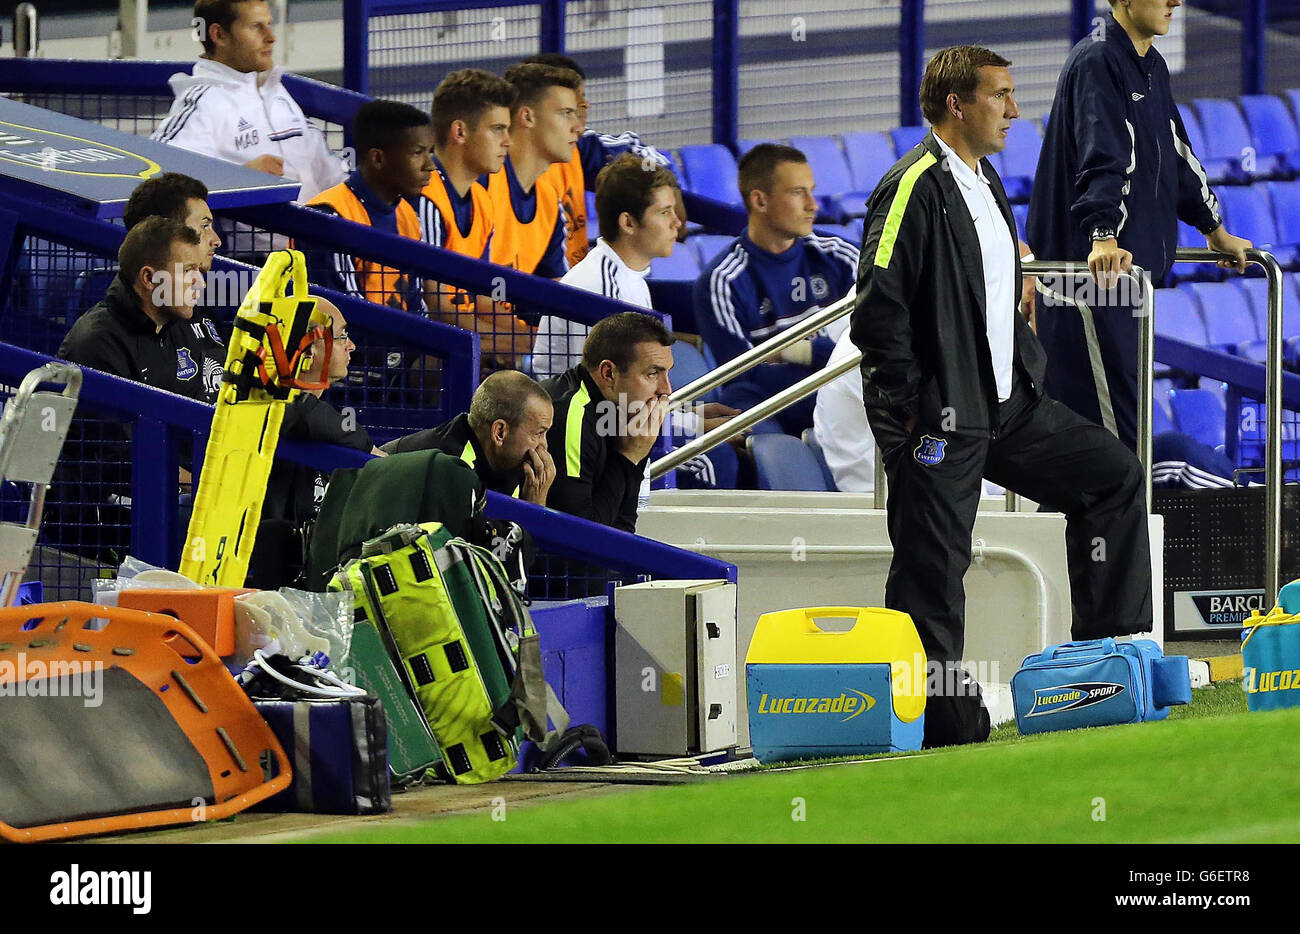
[650,248,1285,604]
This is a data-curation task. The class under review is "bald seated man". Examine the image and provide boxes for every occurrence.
[263,297,385,527]
[382,370,555,504]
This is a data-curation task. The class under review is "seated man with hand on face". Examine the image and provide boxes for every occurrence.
[382,370,554,505]
[542,311,673,533]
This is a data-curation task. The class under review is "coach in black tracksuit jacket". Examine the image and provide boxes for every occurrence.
[852,47,1153,748]
[1028,3,1251,451]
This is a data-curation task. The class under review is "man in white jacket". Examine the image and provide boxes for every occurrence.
[152,0,348,243]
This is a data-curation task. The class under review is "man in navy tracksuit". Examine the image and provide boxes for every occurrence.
[695,144,858,434]
[1028,0,1251,453]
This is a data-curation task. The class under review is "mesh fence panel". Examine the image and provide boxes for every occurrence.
[7,237,119,357]
[25,405,142,602]
[567,0,713,152]
[923,0,1073,128]
[367,3,543,111]
[1266,6,1300,96]
[1171,1,1239,101]
[738,1,900,139]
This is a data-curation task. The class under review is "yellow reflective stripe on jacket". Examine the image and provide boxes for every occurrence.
[873,151,936,269]
[460,438,520,497]
[566,382,590,478]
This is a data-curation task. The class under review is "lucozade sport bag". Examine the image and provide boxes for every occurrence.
[1011,638,1191,735]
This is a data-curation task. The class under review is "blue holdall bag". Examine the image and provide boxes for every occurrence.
[1011,638,1191,735]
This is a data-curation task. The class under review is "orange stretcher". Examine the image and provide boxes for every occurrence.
[0,601,291,842]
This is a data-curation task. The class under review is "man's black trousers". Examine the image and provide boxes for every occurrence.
[870,372,1154,745]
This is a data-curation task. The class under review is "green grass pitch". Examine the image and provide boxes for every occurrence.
[310,681,1300,844]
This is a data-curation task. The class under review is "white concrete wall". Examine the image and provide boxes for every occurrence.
[639,491,1164,746]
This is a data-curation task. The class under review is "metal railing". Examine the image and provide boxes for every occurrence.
[648,249,1287,604]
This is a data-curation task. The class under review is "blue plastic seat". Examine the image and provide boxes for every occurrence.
[890,126,928,158]
[68,266,118,329]
[994,121,1040,202]
[1196,98,1286,180]
[1178,104,1239,185]
[748,433,832,491]
[679,144,742,205]
[1216,185,1298,269]
[1266,180,1300,263]
[1155,286,1210,345]
[1169,387,1227,451]
[1011,203,1029,241]
[585,190,598,243]
[1168,220,1221,284]
[841,131,897,198]
[737,139,774,157]
[690,234,738,267]
[801,428,839,491]
[788,135,866,219]
[648,248,701,283]
[1186,281,1258,352]
[668,340,714,400]
[1232,277,1300,364]
[1239,94,1300,177]
[1153,400,1175,434]
[660,150,682,180]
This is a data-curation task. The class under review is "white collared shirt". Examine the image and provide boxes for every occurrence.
[933,133,1016,402]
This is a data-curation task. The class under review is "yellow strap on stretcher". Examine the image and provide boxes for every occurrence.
[179,250,331,587]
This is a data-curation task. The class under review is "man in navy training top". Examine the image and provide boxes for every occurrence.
[1028,0,1251,454]
[694,144,858,435]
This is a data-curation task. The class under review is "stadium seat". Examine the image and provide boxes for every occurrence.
[737,139,773,156]
[841,131,897,197]
[1011,203,1029,241]
[68,267,117,328]
[1239,94,1300,177]
[1153,400,1175,434]
[890,126,928,158]
[1168,387,1227,452]
[1215,185,1298,269]
[668,339,714,400]
[994,120,1041,202]
[1155,288,1209,385]
[678,144,742,205]
[1178,104,1239,185]
[1168,220,1220,284]
[801,428,839,491]
[1266,179,1300,258]
[689,234,737,267]
[789,135,867,219]
[748,433,832,491]
[1154,376,1175,419]
[649,249,701,282]
[1195,98,1287,180]
[1186,281,1258,352]
[585,190,598,243]
[1237,274,1300,366]
[661,150,682,180]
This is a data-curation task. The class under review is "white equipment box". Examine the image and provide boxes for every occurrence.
[613,579,738,757]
